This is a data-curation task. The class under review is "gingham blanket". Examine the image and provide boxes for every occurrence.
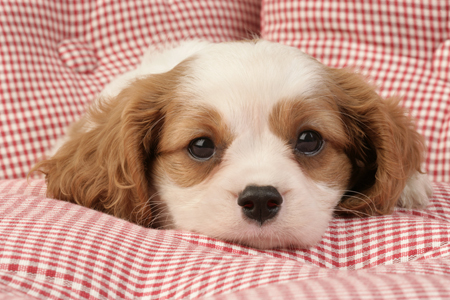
[1,180,450,299]
[1,0,450,299]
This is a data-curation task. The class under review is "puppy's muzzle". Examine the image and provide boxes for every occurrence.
[238,185,283,225]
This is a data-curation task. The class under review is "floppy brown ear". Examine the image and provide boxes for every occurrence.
[329,68,426,216]
[30,68,183,226]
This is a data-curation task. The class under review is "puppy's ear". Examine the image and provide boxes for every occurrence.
[30,67,184,226]
[329,68,427,216]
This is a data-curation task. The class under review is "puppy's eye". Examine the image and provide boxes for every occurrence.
[188,137,215,160]
[295,131,323,155]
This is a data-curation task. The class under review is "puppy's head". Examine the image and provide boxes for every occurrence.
[34,40,427,249]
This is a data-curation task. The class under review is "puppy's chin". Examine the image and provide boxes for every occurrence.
[218,211,334,250]
[163,206,335,250]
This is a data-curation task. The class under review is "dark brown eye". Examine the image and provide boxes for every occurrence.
[295,131,323,155]
[188,137,215,160]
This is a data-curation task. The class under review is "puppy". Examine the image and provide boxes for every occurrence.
[32,40,432,249]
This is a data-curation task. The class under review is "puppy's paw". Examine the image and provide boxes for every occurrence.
[398,172,433,209]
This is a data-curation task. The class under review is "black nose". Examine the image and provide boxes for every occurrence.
[237,185,283,225]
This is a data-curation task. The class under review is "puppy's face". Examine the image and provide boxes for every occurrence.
[151,44,353,248]
[36,40,428,249]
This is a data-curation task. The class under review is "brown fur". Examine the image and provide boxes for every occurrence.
[30,63,190,226]
[153,102,233,187]
[269,99,352,189]
[328,68,426,215]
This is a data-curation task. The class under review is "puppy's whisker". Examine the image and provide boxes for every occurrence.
[147,202,173,229]
[148,205,169,223]
[334,207,371,218]
[130,202,152,226]
[126,191,162,226]
[334,189,376,217]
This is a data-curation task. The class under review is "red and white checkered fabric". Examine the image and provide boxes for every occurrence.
[2,0,450,299]
[58,39,98,74]
[1,179,450,299]
[261,0,450,182]
[0,0,261,179]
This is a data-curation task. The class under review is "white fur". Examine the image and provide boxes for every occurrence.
[399,172,433,209]
[101,40,213,99]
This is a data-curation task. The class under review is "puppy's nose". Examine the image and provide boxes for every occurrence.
[237,185,283,225]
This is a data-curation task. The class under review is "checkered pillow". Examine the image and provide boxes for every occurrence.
[261,0,450,182]
[0,0,261,179]
[1,180,450,299]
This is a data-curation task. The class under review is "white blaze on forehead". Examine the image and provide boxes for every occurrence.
[181,40,327,132]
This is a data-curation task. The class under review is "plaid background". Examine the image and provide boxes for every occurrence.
[1,0,450,299]
[0,0,261,179]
